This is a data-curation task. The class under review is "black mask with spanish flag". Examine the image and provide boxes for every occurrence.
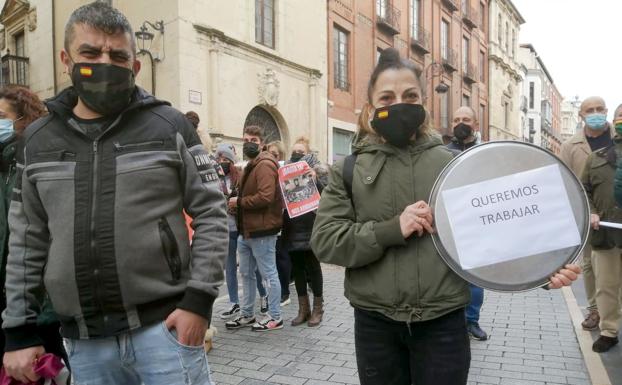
[370,103,426,147]
[71,62,136,116]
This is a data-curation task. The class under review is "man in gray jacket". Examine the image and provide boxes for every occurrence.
[2,3,227,384]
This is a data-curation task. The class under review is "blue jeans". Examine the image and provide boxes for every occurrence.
[466,284,484,324]
[65,321,213,385]
[225,231,266,304]
[238,234,281,319]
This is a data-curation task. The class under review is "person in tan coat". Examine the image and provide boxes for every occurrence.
[560,96,612,331]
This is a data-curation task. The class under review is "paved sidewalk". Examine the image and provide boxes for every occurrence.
[208,265,592,385]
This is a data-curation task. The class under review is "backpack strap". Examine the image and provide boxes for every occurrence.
[342,153,357,202]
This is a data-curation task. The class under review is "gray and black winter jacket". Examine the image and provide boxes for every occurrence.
[2,87,228,350]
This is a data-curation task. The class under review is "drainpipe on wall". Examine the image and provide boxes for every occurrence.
[51,0,57,95]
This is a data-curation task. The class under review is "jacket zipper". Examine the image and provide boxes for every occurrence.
[5,163,14,184]
[410,152,422,312]
[90,140,107,321]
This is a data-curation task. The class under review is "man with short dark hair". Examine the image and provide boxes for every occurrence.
[225,125,284,331]
[2,3,227,384]
[448,106,488,342]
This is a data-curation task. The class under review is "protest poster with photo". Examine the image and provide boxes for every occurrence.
[278,161,321,218]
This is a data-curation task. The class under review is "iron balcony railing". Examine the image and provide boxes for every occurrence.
[463,62,478,83]
[376,0,401,35]
[462,5,479,29]
[334,75,350,92]
[442,0,459,12]
[441,47,458,72]
[410,25,430,54]
[0,54,29,88]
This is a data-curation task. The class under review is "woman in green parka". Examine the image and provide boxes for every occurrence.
[310,48,580,385]
[0,86,67,365]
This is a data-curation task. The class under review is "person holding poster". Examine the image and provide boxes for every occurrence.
[447,106,488,342]
[581,107,622,353]
[311,48,580,385]
[282,138,326,327]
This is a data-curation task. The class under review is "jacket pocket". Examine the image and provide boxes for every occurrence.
[33,149,76,162]
[159,217,182,282]
[113,140,165,152]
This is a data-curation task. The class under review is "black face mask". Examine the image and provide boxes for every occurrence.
[290,152,304,162]
[453,123,473,142]
[243,142,261,159]
[71,62,136,116]
[370,104,426,147]
[219,162,231,175]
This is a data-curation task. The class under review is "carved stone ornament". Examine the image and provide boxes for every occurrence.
[27,7,36,32]
[0,29,5,51]
[258,68,280,107]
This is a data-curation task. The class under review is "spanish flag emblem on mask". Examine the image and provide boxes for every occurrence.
[79,66,93,77]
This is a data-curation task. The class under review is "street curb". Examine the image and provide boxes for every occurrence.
[561,286,611,385]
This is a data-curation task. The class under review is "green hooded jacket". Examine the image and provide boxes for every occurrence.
[581,137,622,250]
[310,134,469,323]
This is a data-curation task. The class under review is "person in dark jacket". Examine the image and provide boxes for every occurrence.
[2,4,227,384]
[0,87,68,367]
[447,106,488,342]
[310,48,580,385]
[283,137,326,327]
[266,140,293,306]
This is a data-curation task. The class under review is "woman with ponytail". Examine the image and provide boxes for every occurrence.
[311,48,580,384]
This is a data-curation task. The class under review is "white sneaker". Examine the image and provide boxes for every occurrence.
[219,303,240,319]
[225,315,256,329]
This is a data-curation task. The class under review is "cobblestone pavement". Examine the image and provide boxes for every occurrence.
[208,264,592,385]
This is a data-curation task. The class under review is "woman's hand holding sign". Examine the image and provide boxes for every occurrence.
[400,201,434,238]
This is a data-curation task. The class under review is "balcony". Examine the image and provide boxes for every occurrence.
[462,6,479,29]
[442,0,459,12]
[333,76,350,92]
[463,62,478,84]
[410,26,430,54]
[376,0,401,35]
[0,55,29,88]
[441,47,458,72]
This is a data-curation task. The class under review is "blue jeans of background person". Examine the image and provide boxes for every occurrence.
[238,235,281,320]
[225,231,266,304]
[354,308,470,385]
[65,321,214,385]
[466,284,484,324]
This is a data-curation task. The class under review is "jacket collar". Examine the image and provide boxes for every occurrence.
[353,133,444,157]
[44,86,169,120]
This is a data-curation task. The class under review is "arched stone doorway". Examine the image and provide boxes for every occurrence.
[243,106,288,146]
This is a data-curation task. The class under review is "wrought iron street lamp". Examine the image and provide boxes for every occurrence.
[135,20,164,95]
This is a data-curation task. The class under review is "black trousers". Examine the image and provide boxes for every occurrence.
[275,237,291,298]
[290,249,323,297]
[354,307,470,385]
